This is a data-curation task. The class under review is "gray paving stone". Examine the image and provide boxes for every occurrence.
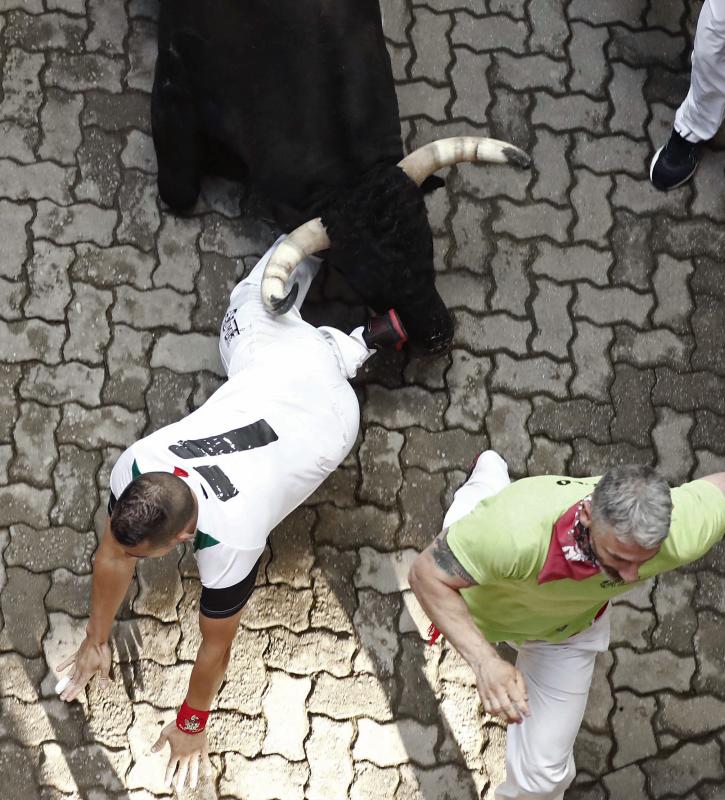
[529,398,612,444]
[494,198,571,243]
[531,278,572,358]
[444,349,491,432]
[0,201,32,280]
[611,690,658,767]
[642,739,724,798]
[57,403,144,448]
[0,160,75,205]
[692,151,725,222]
[532,92,608,134]
[529,0,569,56]
[611,325,691,369]
[396,79,449,121]
[6,524,95,573]
[103,324,153,410]
[120,129,156,173]
[567,22,609,97]
[654,216,725,261]
[581,650,614,734]
[150,331,223,375]
[575,283,652,327]
[353,588,402,677]
[610,602,654,650]
[308,672,393,722]
[24,241,74,321]
[354,718,437,767]
[572,728,612,778]
[116,170,160,251]
[20,362,104,406]
[494,52,567,92]
[154,215,202,292]
[568,0,647,26]
[610,209,654,290]
[63,282,112,364]
[491,353,572,399]
[613,646,695,692]
[410,7,451,84]
[531,128,571,205]
[613,173,691,217]
[527,436,571,475]
[452,11,527,54]
[610,364,655,448]
[51,444,102,530]
[45,52,124,92]
[609,63,648,138]
[364,384,447,431]
[570,440,654,476]
[380,0,410,44]
[222,753,308,800]
[75,126,124,206]
[692,410,725,456]
[652,368,725,415]
[651,408,694,486]
[0,566,49,656]
[1,319,66,364]
[452,309,530,355]
[571,170,613,246]
[38,89,84,165]
[114,285,195,333]
[651,254,693,333]
[358,425,404,506]
[0,48,44,124]
[127,18,156,92]
[609,25,685,70]
[449,195,492,273]
[437,270,490,314]
[398,467,446,549]
[10,402,61,486]
[658,693,725,739]
[489,237,532,312]
[306,716,354,800]
[486,394,531,476]
[45,568,91,616]
[602,765,647,799]
[532,242,610,286]
[692,293,725,375]
[488,86,532,150]
[693,609,725,694]
[81,89,150,132]
[403,427,487,472]
[34,200,116,247]
[267,507,315,589]
[86,0,128,53]
[265,628,355,678]
[0,277,25,321]
[572,131,649,175]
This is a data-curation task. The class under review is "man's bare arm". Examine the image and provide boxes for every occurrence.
[57,518,137,701]
[409,530,529,724]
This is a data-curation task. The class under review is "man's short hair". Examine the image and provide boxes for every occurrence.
[590,465,672,549]
[111,472,195,548]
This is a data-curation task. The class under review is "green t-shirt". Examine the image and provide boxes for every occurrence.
[447,475,725,644]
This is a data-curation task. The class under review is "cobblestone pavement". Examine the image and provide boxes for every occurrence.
[1,0,724,798]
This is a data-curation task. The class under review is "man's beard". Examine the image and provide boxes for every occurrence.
[598,562,622,582]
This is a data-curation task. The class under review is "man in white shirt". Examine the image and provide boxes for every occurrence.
[55,236,406,789]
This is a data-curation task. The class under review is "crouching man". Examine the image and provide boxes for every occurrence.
[409,451,725,799]
[56,235,407,790]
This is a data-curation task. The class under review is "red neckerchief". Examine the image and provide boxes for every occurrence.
[538,497,601,584]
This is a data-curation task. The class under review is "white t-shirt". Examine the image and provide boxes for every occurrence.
[109,339,359,595]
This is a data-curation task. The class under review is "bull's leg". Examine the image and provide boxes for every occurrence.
[151,47,202,211]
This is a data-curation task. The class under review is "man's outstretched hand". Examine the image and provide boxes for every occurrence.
[56,636,112,702]
[474,656,531,725]
[152,722,211,791]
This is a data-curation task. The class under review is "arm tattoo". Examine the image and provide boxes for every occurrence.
[431,530,477,585]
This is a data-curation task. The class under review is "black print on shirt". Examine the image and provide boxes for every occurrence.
[193,465,239,502]
[221,308,240,344]
[169,420,279,459]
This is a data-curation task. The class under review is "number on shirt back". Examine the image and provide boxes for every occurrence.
[170,419,278,502]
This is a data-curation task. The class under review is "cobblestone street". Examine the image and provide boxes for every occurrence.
[1,0,724,798]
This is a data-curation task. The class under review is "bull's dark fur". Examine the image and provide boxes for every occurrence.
[152,0,456,351]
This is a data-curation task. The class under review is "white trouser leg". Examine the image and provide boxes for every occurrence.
[675,0,725,142]
[494,614,610,800]
[442,450,511,529]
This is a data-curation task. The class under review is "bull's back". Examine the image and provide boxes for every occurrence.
[157,0,404,218]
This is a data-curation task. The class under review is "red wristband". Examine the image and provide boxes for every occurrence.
[176,701,209,734]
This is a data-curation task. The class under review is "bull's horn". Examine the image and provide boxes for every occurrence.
[397,136,531,186]
[261,218,330,314]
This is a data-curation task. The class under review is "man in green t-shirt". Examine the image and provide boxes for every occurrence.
[409,451,725,800]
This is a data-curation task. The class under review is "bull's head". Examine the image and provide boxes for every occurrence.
[260,137,531,354]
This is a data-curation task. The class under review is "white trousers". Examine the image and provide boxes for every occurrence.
[444,452,610,800]
[219,235,374,380]
[675,0,725,142]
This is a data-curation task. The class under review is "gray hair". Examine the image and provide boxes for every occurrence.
[590,465,672,549]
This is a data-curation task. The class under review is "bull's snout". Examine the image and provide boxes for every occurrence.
[397,292,454,355]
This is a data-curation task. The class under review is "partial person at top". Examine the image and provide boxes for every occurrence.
[651,0,725,190]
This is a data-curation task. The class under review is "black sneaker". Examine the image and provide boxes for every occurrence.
[363,309,408,351]
[650,129,700,191]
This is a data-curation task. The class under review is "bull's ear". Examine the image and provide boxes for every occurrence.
[420,175,445,194]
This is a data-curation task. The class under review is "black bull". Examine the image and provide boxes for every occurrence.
[152,0,528,352]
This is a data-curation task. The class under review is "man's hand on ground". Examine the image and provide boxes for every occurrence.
[152,722,211,791]
[56,636,112,702]
[474,656,530,725]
